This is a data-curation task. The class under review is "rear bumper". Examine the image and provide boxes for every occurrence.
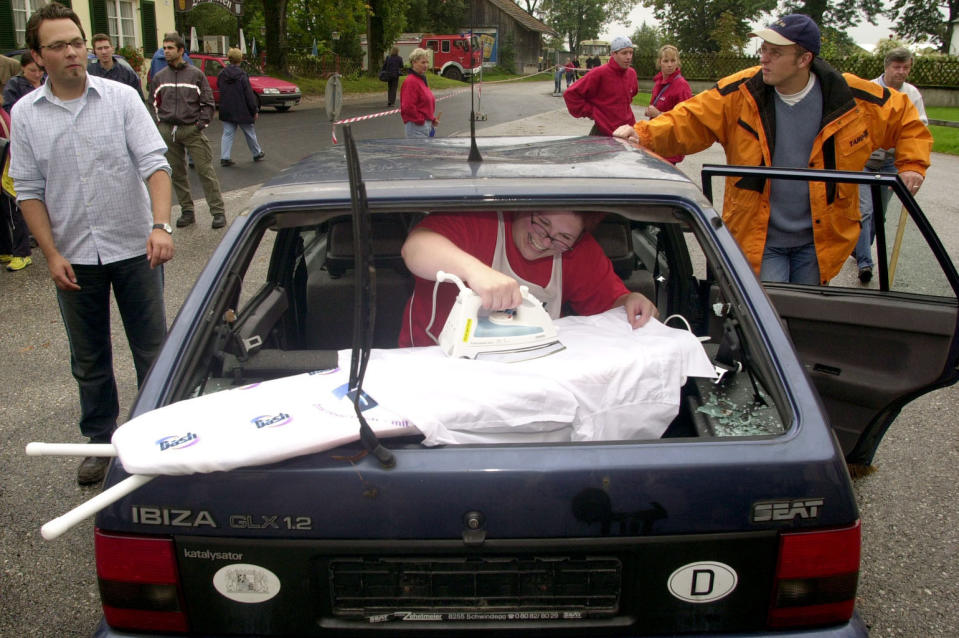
[92,610,869,637]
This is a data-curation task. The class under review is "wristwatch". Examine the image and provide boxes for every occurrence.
[152,223,173,234]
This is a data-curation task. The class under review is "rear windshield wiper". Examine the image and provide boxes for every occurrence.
[343,126,395,468]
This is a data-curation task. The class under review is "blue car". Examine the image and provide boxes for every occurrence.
[90,136,959,637]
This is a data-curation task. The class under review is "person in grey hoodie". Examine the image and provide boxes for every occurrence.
[217,47,264,166]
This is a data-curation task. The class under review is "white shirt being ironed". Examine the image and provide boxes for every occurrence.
[9,74,170,265]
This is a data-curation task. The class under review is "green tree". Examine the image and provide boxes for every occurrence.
[874,38,911,58]
[885,0,959,52]
[369,0,415,76]
[514,0,544,16]
[406,0,469,33]
[182,3,240,46]
[819,25,865,57]
[540,0,637,53]
[711,10,748,54]
[630,21,662,58]
[643,0,776,53]
[285,0,368,58]
[778,0,884,31]
[234,0,372,73]
[262,0,291,72]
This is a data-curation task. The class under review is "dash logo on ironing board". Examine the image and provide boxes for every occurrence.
[156,432,199,452]
[252,413,292,429]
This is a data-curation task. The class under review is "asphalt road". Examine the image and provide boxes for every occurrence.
[1,79,957,636]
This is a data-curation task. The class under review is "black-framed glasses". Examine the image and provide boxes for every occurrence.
[529,215,576,253]
[41,38,86,52]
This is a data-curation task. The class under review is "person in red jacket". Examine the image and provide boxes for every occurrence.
[645,45,693,164]
[563,36,638,136]
[400,48,439,138]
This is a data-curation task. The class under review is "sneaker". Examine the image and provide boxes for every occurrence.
[220,158,235,167]
[0,254,11,263]
[5,256,31,271]
[253,152,266,162]
[77,455,110,485]
[211,213,227,229]
[858,266,873,283]
[176,211,195,228]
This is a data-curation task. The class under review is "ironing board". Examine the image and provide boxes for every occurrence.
[28,309,715,539]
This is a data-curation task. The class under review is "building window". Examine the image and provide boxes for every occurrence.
[106,0,137,49]
[12,0,46,47]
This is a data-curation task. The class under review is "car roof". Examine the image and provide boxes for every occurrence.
[249,136,712,214]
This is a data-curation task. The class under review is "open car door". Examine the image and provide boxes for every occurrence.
[703,166,959,466]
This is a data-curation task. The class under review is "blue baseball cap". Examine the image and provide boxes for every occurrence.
[749,14,820,56]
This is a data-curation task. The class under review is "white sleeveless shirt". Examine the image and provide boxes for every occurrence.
[491,211,564,318]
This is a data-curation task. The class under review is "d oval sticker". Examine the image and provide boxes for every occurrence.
[212,563,281,604]
[667,561,738,603]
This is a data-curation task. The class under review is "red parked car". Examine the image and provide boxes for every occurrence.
[189,53,301,112]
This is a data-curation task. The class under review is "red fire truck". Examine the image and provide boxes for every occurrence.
[420,34,482,80]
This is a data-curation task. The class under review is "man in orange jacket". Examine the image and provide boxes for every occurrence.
[614,14,931,285]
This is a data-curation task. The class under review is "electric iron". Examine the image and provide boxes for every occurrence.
[435,271,565,362]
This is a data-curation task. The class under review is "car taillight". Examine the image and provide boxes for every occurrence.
[95,528,189,632]
[767,521,860,628]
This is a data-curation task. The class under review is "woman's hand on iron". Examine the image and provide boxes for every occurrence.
[467,267,523,311]
[616,292,658,329]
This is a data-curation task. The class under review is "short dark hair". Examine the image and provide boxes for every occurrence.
[25,3,86,53]
[163,32,186,51]
[19,50,37,68]
[92,33,112,47]
[885,47,913,66]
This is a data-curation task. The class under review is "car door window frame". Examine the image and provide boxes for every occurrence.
[700,165,959,297]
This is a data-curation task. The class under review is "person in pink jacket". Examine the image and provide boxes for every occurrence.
[645,45,693,164]
[563,36,638,136]
[400,48,439,138]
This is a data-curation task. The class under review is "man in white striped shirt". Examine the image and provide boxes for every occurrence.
[9,3,174,486]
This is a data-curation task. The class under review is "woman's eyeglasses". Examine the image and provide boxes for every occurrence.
[529,216,576,253]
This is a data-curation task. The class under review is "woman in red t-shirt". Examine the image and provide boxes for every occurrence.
[398,210,657,347]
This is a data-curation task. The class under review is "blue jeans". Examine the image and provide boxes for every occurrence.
[405,121,432,138]
[220,121,262,160]
[554,70,563,93]
[760,243,821,285]
[856,157,896,270]
[55,255,167,442]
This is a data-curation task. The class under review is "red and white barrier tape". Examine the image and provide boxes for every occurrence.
[329,67,577,143]
[332,86,471,144]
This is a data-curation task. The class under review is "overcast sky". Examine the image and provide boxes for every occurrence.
[600,6,900,52]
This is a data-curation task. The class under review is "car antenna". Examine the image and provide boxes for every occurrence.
[467,2,482,163]
[343,125,395,468]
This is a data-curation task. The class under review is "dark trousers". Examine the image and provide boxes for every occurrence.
[55,255,167,442]
[387,77,399,106]
[0,195,30,257]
